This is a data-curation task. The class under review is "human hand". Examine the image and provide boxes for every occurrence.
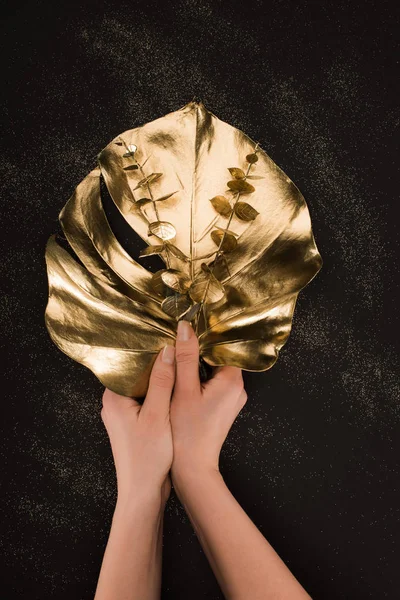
[101,345,175,504]
[170,320,247,479]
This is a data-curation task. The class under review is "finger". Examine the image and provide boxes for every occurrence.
[141,345,175,419]
[174,320,200,395]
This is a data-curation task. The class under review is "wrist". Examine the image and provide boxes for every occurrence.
[172,452,219,474]
[171,460,222,493]
[116,483,167,515]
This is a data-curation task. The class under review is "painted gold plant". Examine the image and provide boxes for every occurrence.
[45,101,322,397]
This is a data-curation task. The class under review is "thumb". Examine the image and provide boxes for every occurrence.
[141,345,175,419]
[175,320,200,395]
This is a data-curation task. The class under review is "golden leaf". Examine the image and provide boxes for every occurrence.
[180,302,201,322]
[154,191,178,202]
[161,294,192,319]
[210,195,231,216]
[234,202,260,221]
[148,221,176,241]
[201,262,213,274]
[45,101,322,396]
[211,229,238,253]
[151,270,168,296]
[139,245,165,257]
[189,269,225,304]
[133,173,162,190]
[227,179,255,194]
[208,253,231,278]
[228,167,246,179]
[161,269,192,293]
[135,197,152,208]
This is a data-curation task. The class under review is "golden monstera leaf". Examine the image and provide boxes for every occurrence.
[45,101,322,397]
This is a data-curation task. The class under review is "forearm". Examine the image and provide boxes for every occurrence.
[172,466,311,600]
[94,490,166,600]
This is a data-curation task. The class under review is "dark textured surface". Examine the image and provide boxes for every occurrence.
[1,1,399,598]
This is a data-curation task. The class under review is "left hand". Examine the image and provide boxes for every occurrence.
[101,345,175,504]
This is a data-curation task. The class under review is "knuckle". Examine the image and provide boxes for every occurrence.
[235,369,244,383]
[174,381,197,398]
[102,388,125,409]
[175,348,197,365]
[150,367,174,389]
[101,391,112,416]
[100,405,109,423]
[102,388,112,405]
[143,407,159,423]
[240,391,248,406]
[232,377,244,393]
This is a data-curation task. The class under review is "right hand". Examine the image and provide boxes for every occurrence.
[170,320,247,478]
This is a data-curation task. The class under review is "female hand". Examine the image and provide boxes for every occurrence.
[101,345,175,504]
[170,320,247,478]
[168,322,311,600]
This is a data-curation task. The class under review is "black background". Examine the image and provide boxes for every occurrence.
[1,0,399,598]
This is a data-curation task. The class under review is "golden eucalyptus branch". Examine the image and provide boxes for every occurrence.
[194,143,261,332]
[117,137,173,269]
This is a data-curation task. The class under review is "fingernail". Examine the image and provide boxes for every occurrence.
[162,344,175,364]
[177,320,192,342]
